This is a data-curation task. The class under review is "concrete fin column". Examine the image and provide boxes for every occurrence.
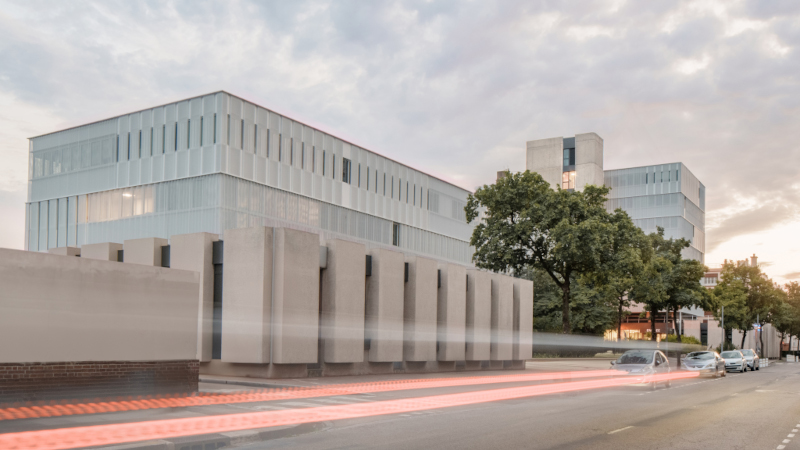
[437,263,467,362]
[366,248,404,362]
[221,227,273,363]
[320,239,366,363]
[271,228,320,364]
[80,243,122,261]
[465,269,491,361]
[491,274,513,361]
[123,237,169,266]
[403,256,437,362]
[512,278,534,361]
[170,232,219,362]
[48,247,81,257]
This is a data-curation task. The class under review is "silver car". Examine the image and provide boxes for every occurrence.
[611,350,672,389]
[682,351,726,377]
[740,348,760,371]
[721,350,748,372]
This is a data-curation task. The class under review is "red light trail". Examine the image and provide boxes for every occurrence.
[0,370,618,421]
[0,371,698,450]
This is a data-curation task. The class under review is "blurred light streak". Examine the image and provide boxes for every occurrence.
[0,371,698,450]
[0,370,619,421]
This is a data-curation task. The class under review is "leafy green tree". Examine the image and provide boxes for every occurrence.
[714,260,783,352]
[711,278,749,347]
[466,171,615,334]
[629,228,707,343]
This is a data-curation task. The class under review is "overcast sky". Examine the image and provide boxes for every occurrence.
[1,0,798,282]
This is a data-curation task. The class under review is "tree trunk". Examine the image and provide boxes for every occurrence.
[561,284,571,334]
[617,296,624,341]
[674,307,682,343]
[740,329,747,349]
[650,306,658,342]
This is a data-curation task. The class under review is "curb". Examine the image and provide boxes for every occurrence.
[93,422,327,450]
[199,377,298,389]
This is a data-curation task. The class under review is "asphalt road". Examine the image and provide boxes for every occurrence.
[236,362,800,450]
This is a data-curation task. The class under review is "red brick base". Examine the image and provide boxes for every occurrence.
[0,360,199,404]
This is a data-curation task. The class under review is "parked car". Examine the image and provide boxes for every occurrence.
[611,350,671,389]
[682,351,726,378]
[720,350,748,372]
[740,348,760,371]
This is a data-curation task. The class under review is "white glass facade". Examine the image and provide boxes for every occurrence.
[604,163,705,262]
[26,92,475,264]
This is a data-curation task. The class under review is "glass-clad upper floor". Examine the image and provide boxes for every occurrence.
[27,91,475,252]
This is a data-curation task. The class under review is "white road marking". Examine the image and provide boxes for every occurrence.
[279,401,322,408]
[608,426,633,435]
[777,445,785,449]
[788,434,795,438]
[793,429,798,432]
[783,439,790,443]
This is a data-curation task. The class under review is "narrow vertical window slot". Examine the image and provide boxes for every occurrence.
[254,125,258,154]
[266,129,271,158]
[187,119,191,149]
[213,114,217,144]
[241,119,244,150]
[127,132,131,160]
[138,130,142,158]
[227,115,230,145]
[200,117,204,146]
[162,125,165,154]
[150,127,154,156]
[290,138,294,165]
[278,134,282,161]
[301,143,305,169]
[174,123,178,151]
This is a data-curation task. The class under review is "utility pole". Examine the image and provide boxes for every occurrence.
[721,305,725,351]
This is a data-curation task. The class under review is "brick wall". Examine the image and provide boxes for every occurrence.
[0,360,199,404]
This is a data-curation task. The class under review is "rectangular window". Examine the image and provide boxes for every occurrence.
[392,222,400,246]
[291,138,294,165]
[187,119,191,149]
[383,174,386,195]
[200,117,204,146]
[241,119,244,150]
[563,148,575,166]
[278,134,282,161]
[301,143,305,169]
[127,132,131,160]
[413,184,416,205]
[333,155,337,179]
[676,170,679,181]
[322,150,326,175]
[358,163,361,187]
[138,130,142,158]
[174,123,178,151]
[645,173,648,184]
[116,135,119,161]
[561,171,576,189]
[366,166,370,190]
[376,170,379,193]
[406,182,409,204]
[312,146,316,172]
[267,129,271,158]
[162,125,165,154]
[227,114,231,145]
[392,176,394,198]
[342,158,352,183]
[213,114,217,144]
[150,128,154,156]
[254,125,258,154]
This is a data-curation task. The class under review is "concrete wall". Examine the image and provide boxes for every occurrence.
[81,242,122,261]
[321,239,366,363]
[49,246,80,256]
[526,136,562,189]
[437,263,467,361]
[365,248,405,362]
[220,227,273,364]
[170,232,219,362]
[404,256,438,361]
[0,248,199,363]
[513,278,534,360]
[271,228,320,364]
[466,269,491,361]
[575,132,604,190]
[491,274,513,360]
[124,237,168,266]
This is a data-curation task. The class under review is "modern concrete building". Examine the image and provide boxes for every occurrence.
[526,133,706,263]
[25,91,474,265]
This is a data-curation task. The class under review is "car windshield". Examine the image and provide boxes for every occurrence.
[618,351,654,364]
[721,351,741,358]
[685,352,714,360]
[741,349,754,356]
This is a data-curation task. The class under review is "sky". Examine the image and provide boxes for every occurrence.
[0,0,798,283]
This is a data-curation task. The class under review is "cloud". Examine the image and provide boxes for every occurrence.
[0,0,799,279]
[783,271,800,281]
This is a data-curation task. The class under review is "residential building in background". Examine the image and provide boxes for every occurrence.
[25,91,474,265]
